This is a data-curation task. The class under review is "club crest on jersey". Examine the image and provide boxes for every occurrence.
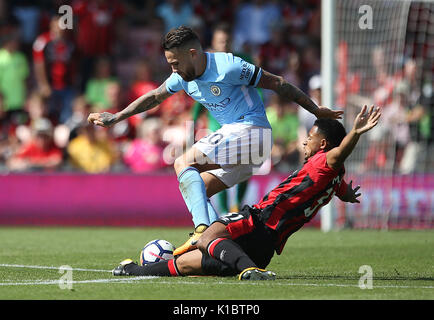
[210,85,221,96]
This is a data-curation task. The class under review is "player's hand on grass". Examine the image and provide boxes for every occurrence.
[315,106,344,120]
[87,112,118,128]
[341,180,361,203]
[353,105,381,135]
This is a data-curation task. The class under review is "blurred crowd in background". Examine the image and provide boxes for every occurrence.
[0,0,431,175]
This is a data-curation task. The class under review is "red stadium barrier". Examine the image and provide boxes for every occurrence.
[0,173,432,228]
[341,174,434,229]
[0,173,190,227]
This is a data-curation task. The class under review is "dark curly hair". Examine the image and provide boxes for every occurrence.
[313,118,347,150]
[162,26,201,50]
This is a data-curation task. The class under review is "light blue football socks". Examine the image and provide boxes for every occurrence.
[178,167,211,227]
[207,198,219,223]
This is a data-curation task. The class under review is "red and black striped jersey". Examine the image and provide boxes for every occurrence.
[253,150,347,254]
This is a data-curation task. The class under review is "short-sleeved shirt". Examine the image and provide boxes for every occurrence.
[0,49,29,111]
[73,0,125,56]
[165,52,271,129]
[16,140,62,165]
[32,32,75,90]
[253,150,347,254]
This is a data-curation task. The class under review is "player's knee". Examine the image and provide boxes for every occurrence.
[174,152,201,174]
[174,250,203,276]
[174,257,189,275]
[174,155,187,175]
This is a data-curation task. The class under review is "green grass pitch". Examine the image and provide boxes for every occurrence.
[0,227,433,300]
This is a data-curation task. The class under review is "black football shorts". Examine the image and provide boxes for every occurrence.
[201,206,276,276]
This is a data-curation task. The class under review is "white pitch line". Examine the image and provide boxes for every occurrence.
[0,277,158,286]
[0,264,110,273]
[0,278,433,290]
[1,264,433,290]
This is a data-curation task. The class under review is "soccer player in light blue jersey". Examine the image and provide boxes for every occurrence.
[88,26,343,255]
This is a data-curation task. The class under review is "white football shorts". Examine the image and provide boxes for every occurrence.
[194,123,273,187]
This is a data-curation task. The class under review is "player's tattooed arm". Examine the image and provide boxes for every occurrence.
[258,70,343,119]
[87,82,172,127]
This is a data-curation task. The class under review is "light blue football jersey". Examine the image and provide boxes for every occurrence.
[165,52,271,129]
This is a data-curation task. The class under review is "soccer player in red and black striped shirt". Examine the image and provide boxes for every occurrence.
[113,106,381,280]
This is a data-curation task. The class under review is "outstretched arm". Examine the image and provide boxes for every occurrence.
[257,70,344,119]
[327,105,381,170]
[88,82,172,127]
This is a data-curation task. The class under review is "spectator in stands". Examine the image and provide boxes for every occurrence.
[209,23,231,53]
[0,26,29,130]
[123,0,158,27]
[128,60,158,104]
[384,76,427,174]
[364,54,430,173]
[0,0,8,25]
[281,0,315,47]
[160,108,192,167]
[360,46,397,172]
[7,117,62,172]
[0,93,20,169]
[26,91,47,121]
[383,81,414,172]
[299,74,321,135]
[103,81,135,142]
[67,122,117,173]
[85,57,119,112]
[282,51,302,88]
[300,44,321,88]
[53,95,94,158]
[207,22,256,67]
[127,60,159,127]
[156,0,194,33]
[371,46,388,90]
[11,1,41,54]
[397,59,429,174]
[159,90,194,126]
[232,0,281,53]
[64,95,91,135]
[370,45,396,107]
[266,94,301,172]
[14,92,48,145]
[306,0,321,39]
[0,0,348,176]
[257,23,292,76]
[32,14,77,124]
[192,0,234,39]
[72,0,125,90]
[123,118,166,173]
[50,95,92,153]
[362,81,409,173]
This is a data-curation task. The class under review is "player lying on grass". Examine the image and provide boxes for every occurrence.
[113,106,381,280]
[88,26,343,256]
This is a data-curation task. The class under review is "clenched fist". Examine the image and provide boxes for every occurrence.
[87,112,118,128]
